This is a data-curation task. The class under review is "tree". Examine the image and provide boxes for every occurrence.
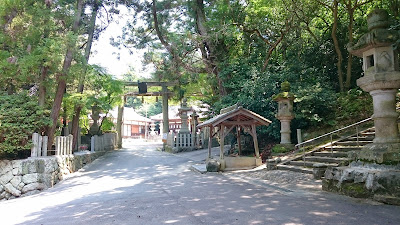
[47,0,84,150]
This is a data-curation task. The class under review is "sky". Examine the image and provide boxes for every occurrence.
[89,6,153,79]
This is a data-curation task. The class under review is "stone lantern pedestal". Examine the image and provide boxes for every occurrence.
[178,98,191,134]
[273,81,295,151]
[323,9,400,205]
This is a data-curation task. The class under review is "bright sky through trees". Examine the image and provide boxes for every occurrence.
[89,5,153,78]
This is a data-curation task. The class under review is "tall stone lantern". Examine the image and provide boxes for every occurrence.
[178,98,191,133]
[89,105,101,135]
[348,9,400,163]
[273,81,295,146]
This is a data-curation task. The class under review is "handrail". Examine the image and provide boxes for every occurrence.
[295,117,372,148]
[295,116,374,167]
[292,106,399,167]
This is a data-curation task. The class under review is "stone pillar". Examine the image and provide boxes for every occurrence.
[348,9,400,163]
[178,98,191,134]
[273,81,295,145]
[162,85,169,134]
[162,86,169,149]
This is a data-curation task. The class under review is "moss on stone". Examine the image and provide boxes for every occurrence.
[341,182,371,198]
[272,92,295,101]
[272,144,293,153]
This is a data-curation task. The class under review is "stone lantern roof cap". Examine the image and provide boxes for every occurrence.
[272,81,295,101]
[348,9,399,57]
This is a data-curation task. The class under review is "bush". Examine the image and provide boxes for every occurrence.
[335,88,372,122]
[0,92,51,158]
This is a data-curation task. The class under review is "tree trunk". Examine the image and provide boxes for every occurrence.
[47,0,84,150]
[38,66,48,107]
[38,2,51,107]
[194,0,226,96]
[345,9,354,91]
[117,105,124,149]
[71,1,99,151]
[331,0,344,92]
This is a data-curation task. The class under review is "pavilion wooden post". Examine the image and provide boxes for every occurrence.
[237,126,242,155]
[220,125,225,160]
[219,125,226,170]
[251,124,260,158]
[208,126,213,159]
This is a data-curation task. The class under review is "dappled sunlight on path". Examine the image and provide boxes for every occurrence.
[0,142,398,225]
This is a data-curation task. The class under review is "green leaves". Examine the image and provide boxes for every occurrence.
[0,91,51,158]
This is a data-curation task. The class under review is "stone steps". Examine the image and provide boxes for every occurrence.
[347,136,374,141]
[289,160,338,167]
[275,128,374,178]
[305,156,351,164]
[335,141,372,146]
[323,146,362,152]
[313,151,348,158]
[360,132,375,136]
[276,164,314,174]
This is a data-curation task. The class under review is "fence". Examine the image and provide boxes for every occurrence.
[31,133,73,157]
[31,133,49,157]
[91,133,117,152]
[167,132,200,149]
[55,135,73,155]
[31,132,117,157]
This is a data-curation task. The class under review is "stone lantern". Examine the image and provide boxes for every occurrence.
[89,105,101,135]
[178,98,191,133]
[273,81,295,145]
[348,9,400,163]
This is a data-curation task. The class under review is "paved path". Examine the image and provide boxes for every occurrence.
[1,142,399,225]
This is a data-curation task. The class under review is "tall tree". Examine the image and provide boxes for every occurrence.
[317,0,345,92]
[71,0,101,150]
[192,0,226,96]
[47,0,84,149]
[343,0,373,90]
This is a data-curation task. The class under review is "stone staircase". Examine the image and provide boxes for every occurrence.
[277,128,375,175]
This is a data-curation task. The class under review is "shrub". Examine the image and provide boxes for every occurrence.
[0,92,51,158]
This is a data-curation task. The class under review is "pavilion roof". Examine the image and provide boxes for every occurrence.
[197,105,271,129]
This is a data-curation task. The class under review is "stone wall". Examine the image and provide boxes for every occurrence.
[323,161,400,205]
[0,151,106,201]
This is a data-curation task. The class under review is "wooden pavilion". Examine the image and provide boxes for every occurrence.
[197,104,271,171]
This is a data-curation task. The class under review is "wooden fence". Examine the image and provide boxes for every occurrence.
[31,132,117,157]
[31,133,49,157]
[55,135,73,155]
[31,133,73,157]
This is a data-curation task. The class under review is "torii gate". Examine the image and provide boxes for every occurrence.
[116,81,176,148]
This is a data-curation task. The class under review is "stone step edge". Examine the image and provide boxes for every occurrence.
[289,161,339,167]
[276,164,314,174]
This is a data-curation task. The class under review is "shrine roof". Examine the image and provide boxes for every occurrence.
[197,105,271,129]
